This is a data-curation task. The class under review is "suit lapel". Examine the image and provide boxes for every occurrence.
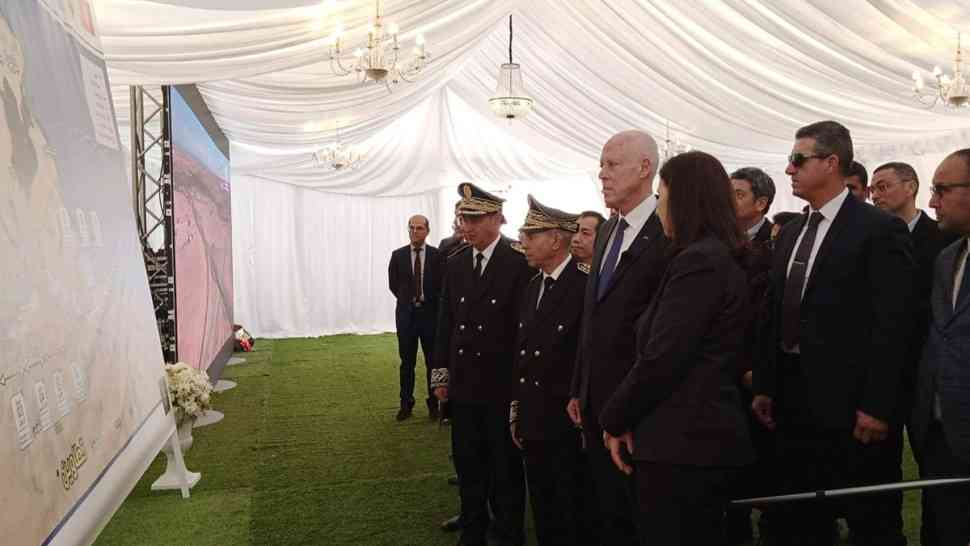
[949,245,970,322]
[598,214,663,302]
[937,244,958,325]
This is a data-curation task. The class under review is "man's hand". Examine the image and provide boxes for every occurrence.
[854,410,888,444]
[751,395,775,430]
[602,430,634,475]
[511,422,524,451]
[566,398,583,426]
[741,370,753,391]
[434,386,448,401]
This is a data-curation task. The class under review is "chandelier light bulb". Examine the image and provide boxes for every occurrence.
[415,33,426,45]
[388,23,399,35]
[910,33,969,109]
[933,65,943,77]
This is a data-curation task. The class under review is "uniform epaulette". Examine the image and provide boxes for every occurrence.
[510,241,525,254]
[447,242,470,260]
[577,262,590,274]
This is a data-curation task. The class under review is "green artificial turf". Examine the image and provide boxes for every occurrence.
[95,335,925,545]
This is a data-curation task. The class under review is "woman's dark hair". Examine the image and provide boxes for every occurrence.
[659,151,744,254]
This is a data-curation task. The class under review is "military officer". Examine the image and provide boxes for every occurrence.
[510,195,596,546]
[432,182,534,546]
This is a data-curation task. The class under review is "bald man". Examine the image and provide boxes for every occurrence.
[388,214,442,420]
[568,130,672,545]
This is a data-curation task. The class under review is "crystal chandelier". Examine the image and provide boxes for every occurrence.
[313,124,364,171]
[327,0,429,89]
[912,33,969,108]
[489,15,534,120]
[659,120,691,163]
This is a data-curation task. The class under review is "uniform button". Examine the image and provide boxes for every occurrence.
[460,297,465,303]
[476,352,481,357]
[459,324,465,331]
[458,349,464,355]
[534,381,540,387]
[520,350,526,356]
[491,299,496,304]
[534,350,540,357]
[519,377,525,383]
[519,322,523,328]
[557,325,564,332]
[477,325,483,331]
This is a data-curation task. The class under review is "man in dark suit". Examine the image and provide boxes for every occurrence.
[845,160,870,202]
[728,166,777,544]
[567,130,670,545]
[440,200,469,270]
[569,210,606,267]
[388,215,442,421]
[752,121,915,546]
[510,196,594,546]
[871,161,959,545]
[432,183,533,546]
[910,149,970,546]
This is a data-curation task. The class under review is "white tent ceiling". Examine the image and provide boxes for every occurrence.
[101,0,970,196]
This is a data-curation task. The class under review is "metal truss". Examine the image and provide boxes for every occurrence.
[130,85,177,363]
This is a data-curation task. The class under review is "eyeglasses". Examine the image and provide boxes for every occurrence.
[929,182,970,197]
[787,152,831,168]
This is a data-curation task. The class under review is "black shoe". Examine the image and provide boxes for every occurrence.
[395,400,414,421]
[441,514,462,532]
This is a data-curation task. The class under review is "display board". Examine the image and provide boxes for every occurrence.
[0,1,171,544]
[171,86,234,373]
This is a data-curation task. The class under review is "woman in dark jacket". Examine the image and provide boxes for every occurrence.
[599,150,756,545]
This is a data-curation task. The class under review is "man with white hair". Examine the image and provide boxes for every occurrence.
[567,130,671,545]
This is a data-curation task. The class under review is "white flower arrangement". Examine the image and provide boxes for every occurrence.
[164,362,212,424]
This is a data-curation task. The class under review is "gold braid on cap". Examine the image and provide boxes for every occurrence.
[460,196,503,214]
[523,209,579,232]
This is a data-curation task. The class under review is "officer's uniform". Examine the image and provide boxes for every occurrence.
[431,183,533,546]
[509,196,596,546]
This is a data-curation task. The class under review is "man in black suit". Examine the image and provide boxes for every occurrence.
[752,121,915,546]
[432,183,533,546]
[510,196,594,546]
[567,130,670,545]
[871,161,959,545]
[440,200,469,269]
[569,210,606,267]
[728,166,777,544]
[845,160,870,202]
[910,149,970,546]
[388,214,442,420]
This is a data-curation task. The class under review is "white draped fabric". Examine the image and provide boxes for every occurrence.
[96,0,970,335]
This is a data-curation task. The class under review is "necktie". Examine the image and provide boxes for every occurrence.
[781,212,824,350]
[413,247,423,302]
[537,276,555,309]
[597,218,629,300]
[474,252,484,279]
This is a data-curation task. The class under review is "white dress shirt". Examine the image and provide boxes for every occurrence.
[600,194,657,273]
[473,234,502,275]
[906,210,923,233]
[785,187,850,298]
[537,255,572,308]
[746,217,767,241]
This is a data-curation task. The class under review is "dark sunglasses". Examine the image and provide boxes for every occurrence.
[929,182,970,197]
[787,152,831,168]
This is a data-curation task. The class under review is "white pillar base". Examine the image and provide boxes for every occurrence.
[193,410,224,428]
[213,380,236,393]
[227,357,246,366]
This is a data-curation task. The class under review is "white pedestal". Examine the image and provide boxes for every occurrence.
[213,380,236,393]
[227,357,246,366]
[151,422,201,495]
[193,410,224,428]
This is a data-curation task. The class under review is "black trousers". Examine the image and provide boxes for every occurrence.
[394,303,435,404]
[452,400,525,546]
[522,429,597,546]
[634,461,736,546]
[771,356,905,546]
[726,389,777,540]
[582,418,639,546]
[920,421,970,546]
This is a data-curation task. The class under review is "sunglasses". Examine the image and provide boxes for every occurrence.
[929,182,970,197]
[787,152,831,168]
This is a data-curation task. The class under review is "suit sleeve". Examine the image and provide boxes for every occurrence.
[752,278,779,399]
[431,266,453,388]
[598,250,723,435]
[862,218,916,422]
[388,250,399,299]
